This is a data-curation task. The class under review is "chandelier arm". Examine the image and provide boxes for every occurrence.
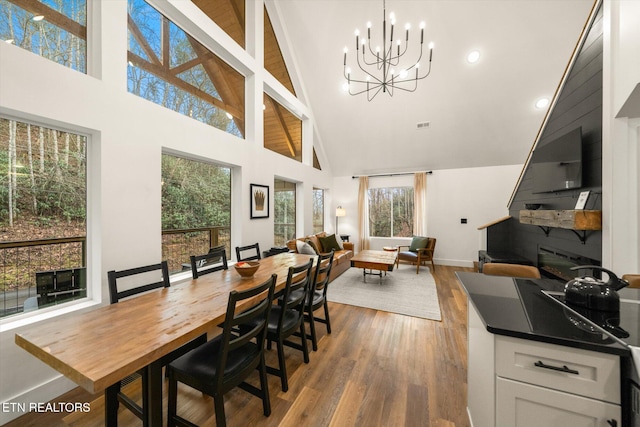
[348,81,384,97]
[367,84,385,101]
[354,51,384,84]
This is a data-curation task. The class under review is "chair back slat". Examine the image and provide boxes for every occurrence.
[107,261,170,304]
[190,246,228,279]
[236,243,261,262]
[311,251,334,296]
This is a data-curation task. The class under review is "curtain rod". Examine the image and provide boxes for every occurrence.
[351,171,433,179]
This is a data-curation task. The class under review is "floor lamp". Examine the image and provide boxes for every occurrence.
[335,206,346,236]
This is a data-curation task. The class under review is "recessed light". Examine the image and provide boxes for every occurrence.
[467,50,480,64]
[535,98,550,109]
[32,15,45,22]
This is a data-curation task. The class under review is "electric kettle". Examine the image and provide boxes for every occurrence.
[564,265,629,312]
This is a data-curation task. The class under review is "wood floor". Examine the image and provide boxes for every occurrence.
[4,265,473,427]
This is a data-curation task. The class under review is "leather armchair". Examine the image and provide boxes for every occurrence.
[396,237,436,274]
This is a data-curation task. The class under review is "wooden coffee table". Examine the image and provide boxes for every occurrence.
[350,250,397,283]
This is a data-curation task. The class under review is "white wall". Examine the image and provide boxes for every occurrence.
[602,0,640,274]
[0,1,332,423]
[332,164,522,267]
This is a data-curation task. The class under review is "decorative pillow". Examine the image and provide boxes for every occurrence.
[305,239,320,254]
[296,239,317,255]
[318,234,342,252]
[409,236,429,252]
[307,235,322,253]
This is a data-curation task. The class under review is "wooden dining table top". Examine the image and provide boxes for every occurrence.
[15,252,314,395]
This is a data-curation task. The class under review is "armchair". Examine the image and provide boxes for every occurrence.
[396,237,436,274]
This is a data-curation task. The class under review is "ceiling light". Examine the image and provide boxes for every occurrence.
[32,15,44,22]
[535,98,550,109]
[343,0,434,101]
[467,50,480,64]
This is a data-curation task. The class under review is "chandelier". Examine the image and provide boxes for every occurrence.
[342,0,434,101]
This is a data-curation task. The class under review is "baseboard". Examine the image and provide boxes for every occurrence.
[434,258,475,268]
[0,375,76,425]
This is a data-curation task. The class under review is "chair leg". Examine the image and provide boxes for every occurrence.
[214,395,226,427]
[323,301,332,334]
[259,354,271,416]
[416,258,420,274]
[276,339,288,392]
[307,310,318,351]
[299,321,310,364]
[167,374,177,427]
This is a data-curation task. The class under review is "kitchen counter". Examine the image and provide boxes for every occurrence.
[457,271,640,427]
[456,271,633,355]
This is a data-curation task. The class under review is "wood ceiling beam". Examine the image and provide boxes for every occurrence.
[127,51,243,119]
[266,96,296,157]
[8,0,86,40]
[187,35,244,133]
[127,14,161,66]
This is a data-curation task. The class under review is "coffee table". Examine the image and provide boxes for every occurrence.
[350,250,397,283]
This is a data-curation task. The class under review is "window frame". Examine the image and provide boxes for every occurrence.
[368,186,414,238]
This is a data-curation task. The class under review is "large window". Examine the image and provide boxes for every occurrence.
[161,154,231,274]
[127,0,245,137]
[312,188,324,234]
[0,0,87,73]
[274,179,296,246]
[0,117,87,318]
[368,187,414,237]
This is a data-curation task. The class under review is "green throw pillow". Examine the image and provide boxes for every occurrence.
[409,236,429,252]
[318,234,342,252]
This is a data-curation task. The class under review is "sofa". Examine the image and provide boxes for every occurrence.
[286,232,354,282]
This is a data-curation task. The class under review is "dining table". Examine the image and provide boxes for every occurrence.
[14,252,315,427]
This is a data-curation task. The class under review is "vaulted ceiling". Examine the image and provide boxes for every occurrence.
[271,0,596,177]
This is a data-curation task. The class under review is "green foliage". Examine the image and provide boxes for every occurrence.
[161,155,231,230]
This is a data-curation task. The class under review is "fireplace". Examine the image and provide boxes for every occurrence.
[538,246,600,282]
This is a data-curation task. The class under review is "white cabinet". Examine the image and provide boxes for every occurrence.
[496,377,621,427]
[466,303,622,427]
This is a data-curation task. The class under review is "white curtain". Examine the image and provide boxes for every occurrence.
[414,172,427,236]
[357,176,370,251]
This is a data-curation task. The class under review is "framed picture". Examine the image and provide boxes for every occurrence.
[250,184,269,219]
[575,190,590,210]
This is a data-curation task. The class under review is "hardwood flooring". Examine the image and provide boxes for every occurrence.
[3,265,473,427]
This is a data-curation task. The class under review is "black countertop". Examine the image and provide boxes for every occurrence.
[456,271,634,356]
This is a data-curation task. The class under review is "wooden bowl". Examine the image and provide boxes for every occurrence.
[234,261,260,278]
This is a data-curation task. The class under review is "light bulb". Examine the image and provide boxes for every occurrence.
[420,22,426,29]
[399,69,408,78]
[405,23,411,30]
[428,42,434,49]
[467,50,480,63]
[355,29,360,36]
[344,46,348,53]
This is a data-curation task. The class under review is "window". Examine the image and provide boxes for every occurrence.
[0,117,87,318]
[161,154,231,274]
[274,179,296,246]
[312,188,324,234]
[0,0,87,73]
[127,0,245,137]
[368,187,414,237]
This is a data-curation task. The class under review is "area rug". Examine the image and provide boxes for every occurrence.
[327,265,442,321]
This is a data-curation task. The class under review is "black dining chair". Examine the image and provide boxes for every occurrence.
[259,258,314,392]
[190,245,228,279]
[236,243,261,262]
[106,261,207,423]
[167,274,277,427]
[304,251,335,351]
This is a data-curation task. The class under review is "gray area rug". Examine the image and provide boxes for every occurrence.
[327,265,442,321]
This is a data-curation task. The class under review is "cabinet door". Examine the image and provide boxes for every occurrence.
[497,377,620,427]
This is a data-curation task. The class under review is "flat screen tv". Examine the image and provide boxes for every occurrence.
[531,127,582,193]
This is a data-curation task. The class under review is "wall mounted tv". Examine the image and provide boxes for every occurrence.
[531,127,582,193]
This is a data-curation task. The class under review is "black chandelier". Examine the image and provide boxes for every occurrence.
[342,0,434,101]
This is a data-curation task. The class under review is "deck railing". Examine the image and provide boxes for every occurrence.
[0,226,231,318]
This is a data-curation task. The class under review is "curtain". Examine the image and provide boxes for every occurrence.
[357,176,370,251]
[414,172,427,236]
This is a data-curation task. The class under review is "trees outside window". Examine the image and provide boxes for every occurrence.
[368,187,414,237]
[312,188,324,234]
[127,0,245,137]
[0,117,87,318]
[0,0,87,73]
[274,179,296,246]
[161,154,231,274]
